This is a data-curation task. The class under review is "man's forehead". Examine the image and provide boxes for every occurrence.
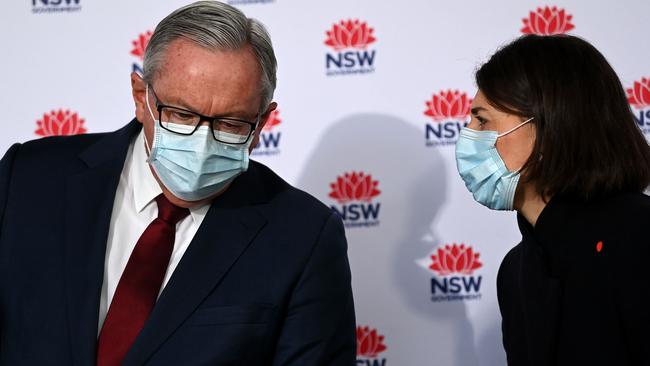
[152,39,262,117]
[156,39,259,81]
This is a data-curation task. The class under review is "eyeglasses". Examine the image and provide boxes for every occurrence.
[149,85,259,145]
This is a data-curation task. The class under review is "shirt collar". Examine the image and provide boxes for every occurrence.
[131,129,210,223]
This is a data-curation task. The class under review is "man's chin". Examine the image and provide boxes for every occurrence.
[149,164,231,208]
[164,193,202,209]
[161,183,231,209]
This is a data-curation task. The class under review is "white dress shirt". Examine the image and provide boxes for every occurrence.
[98,129,210,332]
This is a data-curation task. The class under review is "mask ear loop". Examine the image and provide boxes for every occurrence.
[496,116,535,173]
[497,116,535,138]
[143,84,156,158]
[143,129,152,157]
[144,85,158,123]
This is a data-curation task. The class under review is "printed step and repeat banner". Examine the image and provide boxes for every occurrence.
[1,1,649,365]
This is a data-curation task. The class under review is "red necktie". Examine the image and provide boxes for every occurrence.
[96,194,189,366]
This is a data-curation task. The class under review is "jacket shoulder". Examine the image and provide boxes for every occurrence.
[590,192,650,246]
[608,192,650,221]
[250,161,336,221]
[16,132,109,166]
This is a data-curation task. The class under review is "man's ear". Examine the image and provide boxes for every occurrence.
[249,102,277,152]
[131,72,147,124]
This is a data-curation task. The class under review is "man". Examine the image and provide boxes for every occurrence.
[0,1,356,365]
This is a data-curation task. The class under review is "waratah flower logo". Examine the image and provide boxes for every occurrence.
[329,172,381,204]
[325,19,376,51]
[424,90,473,121]
[627,77,650,109]
[263,110,281,131]
[35,109,87,137]
[429,243,482,276]
[357,326,387,358]
[130,30,153,61]
[521,6,575,35]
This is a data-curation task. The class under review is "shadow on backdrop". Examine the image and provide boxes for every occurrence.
[295,113,480,366]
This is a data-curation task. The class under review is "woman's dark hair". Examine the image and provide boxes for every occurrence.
[476,34,650,200]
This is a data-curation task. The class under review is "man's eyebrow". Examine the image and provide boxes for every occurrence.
[162,95,256,120]
[471,107,486,115]
[160,95,199,113]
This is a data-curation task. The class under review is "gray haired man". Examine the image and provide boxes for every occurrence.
[0,1,356,365]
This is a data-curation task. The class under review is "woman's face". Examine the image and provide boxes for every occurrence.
[468,90,536,171]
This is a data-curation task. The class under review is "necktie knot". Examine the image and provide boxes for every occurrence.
[155,194,190,224]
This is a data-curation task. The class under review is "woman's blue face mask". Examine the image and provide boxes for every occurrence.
[455,117,534,211]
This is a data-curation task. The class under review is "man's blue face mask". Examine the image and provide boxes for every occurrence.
[455,117,534,211]
[144,85,253,202]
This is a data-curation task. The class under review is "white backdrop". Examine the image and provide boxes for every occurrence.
[2,1,649,365]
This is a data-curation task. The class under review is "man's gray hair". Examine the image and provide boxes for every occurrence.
[143,1,277,111]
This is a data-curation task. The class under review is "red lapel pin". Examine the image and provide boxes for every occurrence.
[596,241,603,253]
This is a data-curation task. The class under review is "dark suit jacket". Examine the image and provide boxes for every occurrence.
[0,120,356,365]
[498,192,650,366]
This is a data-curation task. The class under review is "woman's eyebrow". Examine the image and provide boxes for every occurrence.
[471,107,486,115]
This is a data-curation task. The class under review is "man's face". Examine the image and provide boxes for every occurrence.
[130,38,276,208]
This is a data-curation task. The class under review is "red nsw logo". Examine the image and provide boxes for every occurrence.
[262,110,281,131]
[424,90,473,121]
[325,19,376,51]
[429,243,482,276]
[329,172,381,204]
[130,30,153,61]
[521,6,575,35]
[627,77,650,109]
[35,109,87,137]
[357,326,387,358]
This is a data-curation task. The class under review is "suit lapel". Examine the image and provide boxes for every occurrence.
[64,120,141,366]
[122,194,267,366]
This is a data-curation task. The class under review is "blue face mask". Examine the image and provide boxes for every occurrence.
[144,86,253,202]
[455,117,533,211]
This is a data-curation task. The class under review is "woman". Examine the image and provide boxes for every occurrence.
[455,34,650,365]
